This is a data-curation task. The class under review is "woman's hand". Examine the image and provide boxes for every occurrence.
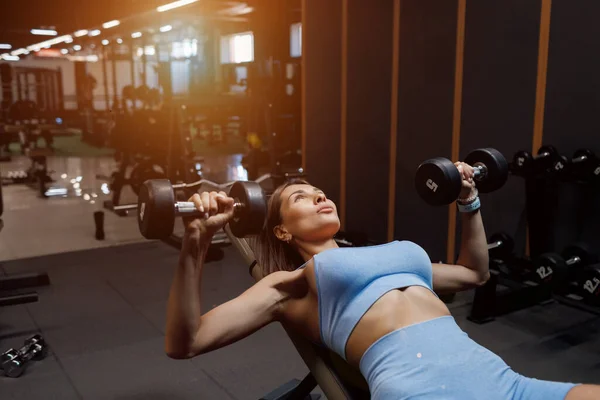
[454,162,477,201]
[184,191,235,241]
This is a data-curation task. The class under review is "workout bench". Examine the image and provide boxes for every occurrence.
[223,225,371,400]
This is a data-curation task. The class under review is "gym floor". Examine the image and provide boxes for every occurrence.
[2,154,600,399]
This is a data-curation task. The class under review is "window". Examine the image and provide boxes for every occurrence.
[171,39,198,59]
[290,23,302,58]
[221,32,254,64]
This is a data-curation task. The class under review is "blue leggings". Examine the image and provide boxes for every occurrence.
[359,316,578,400]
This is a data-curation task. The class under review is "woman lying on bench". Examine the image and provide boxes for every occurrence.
[165,161,599,400]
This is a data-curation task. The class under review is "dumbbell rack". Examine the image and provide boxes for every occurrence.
[468,258,554,324]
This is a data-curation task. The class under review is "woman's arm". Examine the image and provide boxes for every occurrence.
[432,162,490,295]
[165,190,298,359]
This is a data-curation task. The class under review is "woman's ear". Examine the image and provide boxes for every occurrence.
[273,225,290,242]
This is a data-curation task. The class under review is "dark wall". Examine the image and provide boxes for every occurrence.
[302,0,600,260]
[393,0,458,262]
[543,0,600,252]
[344,0,394,243]
[303,0,342,205]
[458,0,542,255]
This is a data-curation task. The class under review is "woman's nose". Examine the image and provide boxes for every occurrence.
[315,193,326,203]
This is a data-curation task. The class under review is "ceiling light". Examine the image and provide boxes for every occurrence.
[2,55,20,61]
[102,20,120,29]
[157,0,198,13]
[31,29,57,36]
[131,32,142,39]
[74,30,88,37]
[0,44,11,49]
[160,25,172,33]
[73,45,82,51]
[65,36,73,43]
[102,39,109,46]
[89,30,101,37]
[61,49,69,55]
[11,48,28,56]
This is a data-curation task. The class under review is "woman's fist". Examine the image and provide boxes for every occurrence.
[454,162,477,200]
[184,191,235,237]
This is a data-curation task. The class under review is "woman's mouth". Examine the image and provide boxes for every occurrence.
[318,206,334,214]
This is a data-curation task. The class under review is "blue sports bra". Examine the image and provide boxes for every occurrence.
[300,240,434,360]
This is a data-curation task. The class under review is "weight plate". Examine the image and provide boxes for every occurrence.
[229,181,267,237]
[533,253,567,286]
[488,232,514,260]
[414,157,462,206]
[572,149,598,182]
[580,265,600,305]
[512,151,533,174]
[562,242,596,267]
[138,179,176,240]
[535,145,558,171]
[464,148,509,193]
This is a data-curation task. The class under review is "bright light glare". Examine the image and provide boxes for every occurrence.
[102,20,120,29]
[157,0,198,13]
[160,25,173,33]
[31,29,57,36]
[1,55,19,61]
[74,30,88,37]
[131,32,142,39]
[61,49,68,55]
[116,38,123,44]
[73,45,82,51]
[102,39,109,46]
[11,48,28,56]
[89,30,101,37]
[0,44,11,49]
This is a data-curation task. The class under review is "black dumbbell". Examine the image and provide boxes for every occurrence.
[487,232,515,261]
[569,149,600,183]
[511,145,561,177]
[531,243,597,288]
[138,180,267,239]
[1,334,48,378]
[415,148,509,206]
[579,264,600,305]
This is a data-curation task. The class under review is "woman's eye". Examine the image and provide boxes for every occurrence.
[294,195,304,202]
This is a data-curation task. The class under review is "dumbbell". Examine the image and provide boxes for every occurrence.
[578,264,600,305]
[1,334,48,378]
[569,149,600,183]
[415,148,508,206]
[531,243,597,288]
[487,232,515,261]
[138,179,267,239]
[511,145,565,177]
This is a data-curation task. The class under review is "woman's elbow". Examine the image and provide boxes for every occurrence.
[474,271,491,287]
[165,338,199,360]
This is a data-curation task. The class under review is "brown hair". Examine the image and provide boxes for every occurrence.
[251,179,310,276]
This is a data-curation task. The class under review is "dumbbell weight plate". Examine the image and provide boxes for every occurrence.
[138,179,177,239]
[228,181,267,237]
[572,149,600,182]
[25,334,48,361]
[531,253,567,287]
[535,145,558,172]
[488,232,514,260]
[414,157,462,206]
[511,151,533,175]
[580,264,600,305]
[464,148,509,194]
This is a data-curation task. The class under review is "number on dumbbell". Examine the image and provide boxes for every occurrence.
[583,278,600,295]
[536,265,553,281]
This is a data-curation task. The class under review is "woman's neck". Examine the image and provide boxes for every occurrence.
[296,238,339,262]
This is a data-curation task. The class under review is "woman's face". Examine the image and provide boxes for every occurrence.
[277,184,341,243]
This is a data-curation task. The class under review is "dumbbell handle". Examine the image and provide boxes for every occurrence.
[174,201,244,217]
[472,164,486,181]
[487,239,503,251]
[536,150,552,160]
[566,256,581,266]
